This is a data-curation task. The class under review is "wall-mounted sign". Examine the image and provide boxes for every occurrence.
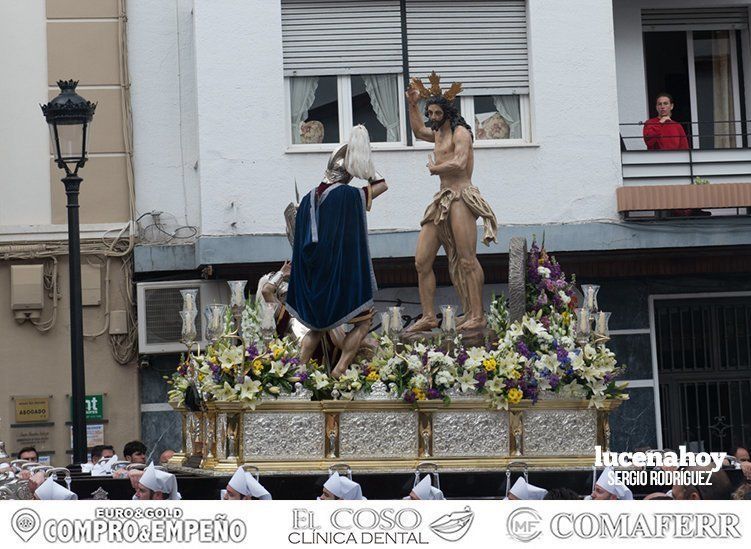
[15,396,50,423]
[68,424,105,448]
[13,428,52,451]
[70,394,104,421]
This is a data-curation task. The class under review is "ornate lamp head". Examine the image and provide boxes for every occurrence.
[41,80,97,175]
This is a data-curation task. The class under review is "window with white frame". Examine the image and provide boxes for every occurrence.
[288,74,406,145]
[282,0,531,148]
[289,75,339,144]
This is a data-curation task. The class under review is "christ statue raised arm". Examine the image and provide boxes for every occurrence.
[405,72,498,333]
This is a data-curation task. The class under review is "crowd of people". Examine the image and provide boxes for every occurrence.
[3,443,749,502]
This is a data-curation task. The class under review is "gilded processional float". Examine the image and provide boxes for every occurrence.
[167,239,627,474]
[166,73,628,475]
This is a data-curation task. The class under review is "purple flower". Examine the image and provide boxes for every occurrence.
[427,388,441,400]
[246,344,259,360]
[297,371,309,383]
[456,349,468,366]
[421,352,428,366]
[604,373,614,384]
[549,374,560,390]
[474,371,487,390]
[517,341,532,358]
[557,347,570,364]
[403,390,416,404]
[540,316,551,329]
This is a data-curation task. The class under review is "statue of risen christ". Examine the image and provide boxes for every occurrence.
[405,73,498,333]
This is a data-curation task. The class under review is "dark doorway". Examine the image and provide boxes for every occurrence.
[643,32,692,131]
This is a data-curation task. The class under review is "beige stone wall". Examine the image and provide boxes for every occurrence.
[0,0,138,465]
[0,255,139,465]
[46,0,132,225]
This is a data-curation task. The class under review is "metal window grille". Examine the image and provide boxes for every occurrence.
[656,297,751,451]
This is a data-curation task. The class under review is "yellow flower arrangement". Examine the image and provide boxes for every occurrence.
[252,358,264,376]
[483,357,497,372]
[366,371,380,382]
[508,369,521,380]
[271,345,283,360]
[561,311,571,327]
[412,387,426,401]
[507,387,523,404]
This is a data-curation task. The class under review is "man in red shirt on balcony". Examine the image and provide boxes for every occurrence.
[643,93,689,150]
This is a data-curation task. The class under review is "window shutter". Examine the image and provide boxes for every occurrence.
[282,0,403,76]
[406,0,529,95]
[642,7,749,31]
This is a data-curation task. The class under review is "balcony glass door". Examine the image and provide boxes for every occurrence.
[644,29,745,149]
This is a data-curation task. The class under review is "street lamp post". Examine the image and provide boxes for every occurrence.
[41,80,96,465]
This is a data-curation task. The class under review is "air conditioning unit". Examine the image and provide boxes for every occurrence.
[136,280,229,354]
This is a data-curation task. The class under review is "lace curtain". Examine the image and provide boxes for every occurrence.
[290,77,319,144]
[362,74,400,142]
[492,95,522,139]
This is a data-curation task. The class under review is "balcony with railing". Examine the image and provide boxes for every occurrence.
[617,120,751,220]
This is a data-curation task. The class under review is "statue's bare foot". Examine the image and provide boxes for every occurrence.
[331,363,348,379]
[455,314,468,329]
[459,316,486,332]
[406,315,439,333]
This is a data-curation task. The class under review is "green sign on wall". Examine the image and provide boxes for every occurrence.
[71,394,104,421]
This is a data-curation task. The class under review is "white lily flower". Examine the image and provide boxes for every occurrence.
[583,344,597,360]
[236,376,262,401]
[465,347,487,369]
[270,361,291,378]
[218,346,244,371]
[457,371,478,393]
[312,370,330,390]
[485,377,506,394]
[413,343,428,355]
[213,381,238,401]
[505,322,524,339]
[523,317,553,341]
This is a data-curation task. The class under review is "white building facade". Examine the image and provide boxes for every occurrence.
[130,0,751,454]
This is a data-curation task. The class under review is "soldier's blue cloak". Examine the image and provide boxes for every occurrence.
[286,183,377,331]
